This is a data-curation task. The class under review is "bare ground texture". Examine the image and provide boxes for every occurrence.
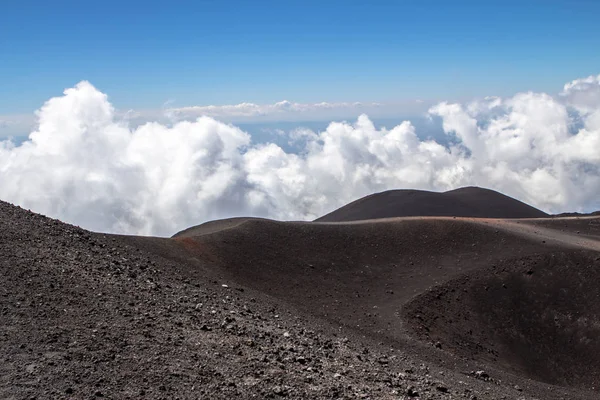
[2,196,600,399]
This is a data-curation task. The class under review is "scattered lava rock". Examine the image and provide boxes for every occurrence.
[1,200,598,399]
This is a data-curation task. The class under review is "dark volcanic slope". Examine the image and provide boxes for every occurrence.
[316,186,548,222]
[1,200,541,400]
[3,197,600,399]
[174,215,600,399]
[403,250,600,389]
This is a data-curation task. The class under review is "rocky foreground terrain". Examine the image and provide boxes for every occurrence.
[1,190,600,399]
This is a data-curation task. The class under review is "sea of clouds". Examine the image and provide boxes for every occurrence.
[1,74,599,236]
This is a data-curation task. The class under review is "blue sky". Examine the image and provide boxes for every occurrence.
[2,0,600,114]
[1,0,600,232]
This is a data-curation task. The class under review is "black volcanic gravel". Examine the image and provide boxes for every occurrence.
[1,200,598,399]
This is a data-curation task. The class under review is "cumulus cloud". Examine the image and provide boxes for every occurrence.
[561,73,600,114]
[1,75,599,236]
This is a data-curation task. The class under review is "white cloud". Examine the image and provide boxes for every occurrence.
[561,73,600,114]
[428,88,600,210]
[165,100,381,121]
[1,75,599,236]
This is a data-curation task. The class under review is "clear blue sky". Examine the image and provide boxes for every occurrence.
[1,0,600,113]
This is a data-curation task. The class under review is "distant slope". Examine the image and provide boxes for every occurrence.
[554,211,600,217]
[316,186,548,222]
[172,216,261,238]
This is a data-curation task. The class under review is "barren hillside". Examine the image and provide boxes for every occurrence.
[2,191,599,399]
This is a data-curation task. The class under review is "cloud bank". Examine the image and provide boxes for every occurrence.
[166,100,380,120]
[1,75,599,236]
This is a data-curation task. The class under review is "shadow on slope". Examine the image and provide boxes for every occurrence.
[403,251,600,391]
